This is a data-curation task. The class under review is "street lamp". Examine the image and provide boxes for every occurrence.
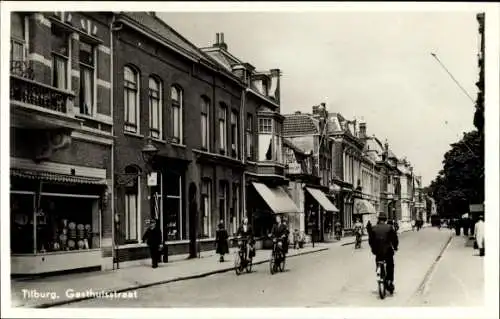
[141,137,159,169]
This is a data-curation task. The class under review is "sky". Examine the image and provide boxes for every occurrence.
[158,11,479,186]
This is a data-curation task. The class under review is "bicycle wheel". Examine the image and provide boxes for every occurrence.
[378,264,386,299]
[246,257,253,273]
[234,252,242,276]
[269,252,276,275]
[279,255,286,272]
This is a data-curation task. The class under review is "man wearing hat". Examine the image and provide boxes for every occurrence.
[142,219,162,268]
[368,212,399,294]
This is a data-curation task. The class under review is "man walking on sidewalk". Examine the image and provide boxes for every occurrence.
[474,215,485,257]
[142,219,162,268]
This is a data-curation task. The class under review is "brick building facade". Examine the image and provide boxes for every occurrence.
[9,12,114,274]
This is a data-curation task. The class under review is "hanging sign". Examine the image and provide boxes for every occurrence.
[147,172,158,187]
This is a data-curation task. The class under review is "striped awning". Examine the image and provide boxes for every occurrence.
[10,169,107,185]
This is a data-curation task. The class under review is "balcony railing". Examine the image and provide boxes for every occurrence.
[11,60,34,80]
[10,60,73,114]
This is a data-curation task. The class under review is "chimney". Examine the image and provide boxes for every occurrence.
[359,122,367,138]
[219,32,228,50]
[213,33,220,47]
[268,68,281,103]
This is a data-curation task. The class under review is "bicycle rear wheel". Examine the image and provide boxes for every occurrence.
[269,252,276,275]
[234,252,242,276]
[378,280,386,299]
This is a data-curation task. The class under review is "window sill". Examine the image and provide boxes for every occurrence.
[171,143,187,149]
[75,113,113,126]
[124,131,144,139]
[152,138,167,144]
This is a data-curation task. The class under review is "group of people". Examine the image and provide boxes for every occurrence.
[215,215,290,263]
[411,219,424,231]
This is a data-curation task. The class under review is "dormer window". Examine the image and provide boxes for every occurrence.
[262,79,268,96]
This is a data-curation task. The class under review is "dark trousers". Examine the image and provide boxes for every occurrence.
[376,254,395,282]
[479,248,484,256]
[149,245,161,268]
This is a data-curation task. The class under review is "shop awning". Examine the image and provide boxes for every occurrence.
[306,187,339,212]
[11,169,107,185]
[354,198,377,215]
[252,182,300,214]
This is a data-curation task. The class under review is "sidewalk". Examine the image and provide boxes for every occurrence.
[412,233,484,307]
[11,236,354,308]
[11,226,417,308]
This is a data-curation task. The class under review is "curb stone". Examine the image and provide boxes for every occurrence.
[34,247,329,308]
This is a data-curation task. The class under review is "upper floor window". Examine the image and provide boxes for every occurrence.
[149,77,163,139]
[79,41,95,115]
[258,118,272,133]
[124,66,139,133]
[10,13,26,62]
[246,114,254,160]
[258,118,282,162]
[51,25,70,90]
[201,97,210,150]
[171,86,183,144]
[231,110,239,158]
[219,103,227,154]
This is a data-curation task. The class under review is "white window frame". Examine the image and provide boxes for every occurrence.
[219,104,227,154]
[124,66,140,133]
[10,13,28,62]
[231,110,239,158]
[171,86,183,144]
[201,97,210,150]
[219,181,228,228]
[124,174,141,242]
[246,114,253,160]
[149,77,163,139]
[51,25,70,90]
[79,41,96,116]
[201,179,212,238]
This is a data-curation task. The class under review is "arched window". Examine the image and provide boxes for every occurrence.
[201,96,210,150]
[124,66,139,133]
[124,165,141,242]
[149,77,162,139]
[171,85,183,143]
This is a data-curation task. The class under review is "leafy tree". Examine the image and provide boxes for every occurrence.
[427,130,484,218]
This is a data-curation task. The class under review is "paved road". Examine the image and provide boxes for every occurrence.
[64,228,453,308]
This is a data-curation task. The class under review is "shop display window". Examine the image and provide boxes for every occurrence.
[11,193,36,254]
[36,194,100,253]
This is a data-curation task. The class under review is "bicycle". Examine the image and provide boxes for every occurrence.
[354,231,362,249]
[376,260,387,299]
[234,237,253,275]
[269,237,286,275]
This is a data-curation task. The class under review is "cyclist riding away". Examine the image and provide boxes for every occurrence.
[368,212,399,294]
[271,215,290,255]
[236,217,255,260]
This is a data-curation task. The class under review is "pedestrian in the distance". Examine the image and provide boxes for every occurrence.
[474,215,485,257]
[215,220,229,262]
[463,218,469,236]
[142,219,162,269]
[366,220,373,239]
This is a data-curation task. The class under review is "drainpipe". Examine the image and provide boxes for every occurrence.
[110,14,122,270]
[241,82,246,227]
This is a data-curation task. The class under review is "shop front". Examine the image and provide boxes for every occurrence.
[353,198,377,230]
[10,163,107,275]
[304,187,339,242]
[249,182,300,249]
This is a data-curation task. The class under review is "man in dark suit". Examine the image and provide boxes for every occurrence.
[369,212,399,293]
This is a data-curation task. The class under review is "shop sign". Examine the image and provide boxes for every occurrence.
[147,172,158,186]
